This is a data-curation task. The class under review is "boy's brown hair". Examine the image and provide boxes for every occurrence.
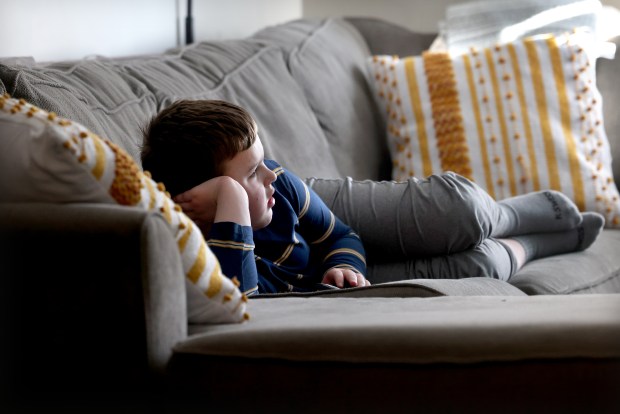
[141,99,257,196]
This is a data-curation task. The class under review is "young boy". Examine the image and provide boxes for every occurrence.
[141,99,604,295]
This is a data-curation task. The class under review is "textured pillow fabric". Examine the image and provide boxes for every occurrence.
[0,94,248,324]
[368,30,620,228]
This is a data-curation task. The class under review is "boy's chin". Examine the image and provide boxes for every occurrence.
[251,212,273,230]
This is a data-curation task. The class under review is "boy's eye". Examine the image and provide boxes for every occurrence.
[250,169,257,178]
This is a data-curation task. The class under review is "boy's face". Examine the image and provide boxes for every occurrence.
[221,136,277,230]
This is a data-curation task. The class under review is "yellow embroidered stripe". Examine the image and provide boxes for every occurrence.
[207,239,255,251]
[485,48,517,196]
[160,198,172,224]
[508,43,540,191]
[423,51,472,178]
[91,133,106,180]
[187,240,206,284]
[323,248,367,265]
[205,261,223,298]
[312,211,335,244]
[463,53,495,198]
[178,224,192,253]
[298,182,310,219]
[272,166,284,176]
[144,174,157,210]
[525,38,561,191]
[404,57,432,178]
[274,243,295,266]
[548,36,585,210]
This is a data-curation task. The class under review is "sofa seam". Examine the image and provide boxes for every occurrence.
[563,268,620,294]
[5,68,155,116]
[162,45,287,100]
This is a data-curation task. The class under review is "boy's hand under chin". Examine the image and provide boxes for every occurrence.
[322,267,371,288]
[174,176,251,234]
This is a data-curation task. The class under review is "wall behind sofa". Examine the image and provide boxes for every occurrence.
[0,0,178,62]
[2,0,620,62]
[0,0,303,62]
[1,0,455,62]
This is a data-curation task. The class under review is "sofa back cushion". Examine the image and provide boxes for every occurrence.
[0,61,157,165]
[0,37,344,181]
[254,18,391,181]
[121,40,342,180]
[162,41,340,181]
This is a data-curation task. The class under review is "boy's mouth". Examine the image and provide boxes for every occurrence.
[266,187,275,208]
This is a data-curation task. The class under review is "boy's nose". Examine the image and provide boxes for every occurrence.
[266,168,277,184]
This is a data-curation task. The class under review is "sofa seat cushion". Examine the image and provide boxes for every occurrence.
[178,294,620,364]
[510,229,620,294]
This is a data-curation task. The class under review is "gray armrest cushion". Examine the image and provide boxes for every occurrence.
[0,203,186,388]
[182,294,620,364]
[510,229,620,294]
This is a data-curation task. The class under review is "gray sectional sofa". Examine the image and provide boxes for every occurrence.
[1,17,619,413]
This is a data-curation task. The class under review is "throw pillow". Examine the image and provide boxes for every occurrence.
[0,94,249,324]
[368,30,620,228]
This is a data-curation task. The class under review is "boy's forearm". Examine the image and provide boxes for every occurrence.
[213,176,251,227]
[320,233,367,277]
[207,222,258,295]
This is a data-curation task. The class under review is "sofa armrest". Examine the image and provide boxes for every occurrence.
[0,202,186,398]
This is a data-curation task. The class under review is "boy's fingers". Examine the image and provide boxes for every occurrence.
[352,271,369,288]
[345,270,358,287]
[334,271,345,288]
[325,269,345,288]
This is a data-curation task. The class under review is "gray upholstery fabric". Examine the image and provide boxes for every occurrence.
[140,207,188,374]
[510,229,620,294]
[0,61,157,164]
[254,18,390,180]
[0,203,186,385]
[123,41,340,179]
[181,45,339,179]
[0,41,340,179]
[182,294,620,363]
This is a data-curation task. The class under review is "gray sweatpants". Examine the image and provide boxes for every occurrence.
[306,173,517,283]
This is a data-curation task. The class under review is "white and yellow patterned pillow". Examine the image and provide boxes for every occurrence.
[368,30,620,228]
[0,94,248,324]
